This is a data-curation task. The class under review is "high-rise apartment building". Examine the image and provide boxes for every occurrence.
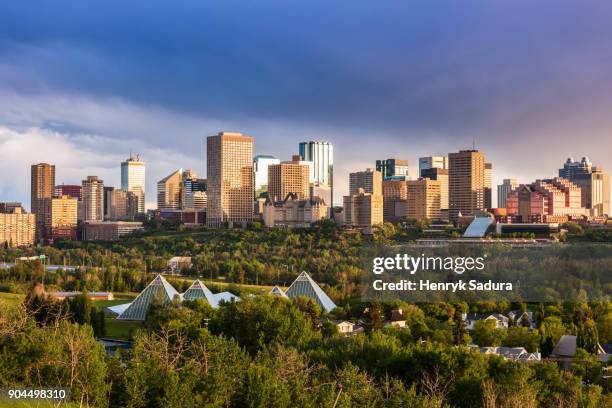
[254,155,281,197]
[43,195,78,240]
[376,159,409,180]
[106,189,139,221]
[268,159,310,202]
[349,169,382,196]
[559,157,610,216]
[82,176,104,221]
[420,168,449,210]
[157,169,183,210]
[299,141,333,205]
[484,163,493,209]
[207,132,254,227]
[182,170,207,210]
[406,179,442,221]
[497,179,519,209]
[343,189,384,229]
[419,156,448,174]
[0,206,36,247]
[448,150,486,221]
[31,163,55,238]
[121,155,146,214]
[382,179,408,222]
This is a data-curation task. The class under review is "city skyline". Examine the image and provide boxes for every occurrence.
[2,2,612,207]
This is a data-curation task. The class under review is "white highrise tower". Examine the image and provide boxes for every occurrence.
[121,154,146,214]
[298,141,333,206]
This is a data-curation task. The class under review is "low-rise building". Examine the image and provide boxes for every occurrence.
[263,193,328,228]
[50,291,114,301]
[83,221,143,241]
[0,206,36,247]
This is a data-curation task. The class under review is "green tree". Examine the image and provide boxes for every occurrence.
[471,319,505,347]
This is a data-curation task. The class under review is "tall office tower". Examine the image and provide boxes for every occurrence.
[0,206,36,247]
[349,169,382,196]
[382,179,408,222]
[103,186,114,220]
[268,160,310,202]
[419,156,448,174]
[106,189,139,221]
[43,195,78,241]
[31,163,56,238]
[376,159,409,180]
[254,155,281,198]
[81,176,104,221]
[448,150,486,221]
[182,170,207,210]
[157,169,183,210]
[420,168,449,210]
[207,132,254,227]
[484,163,493,209]
[497,179,519,209]
[121,155,146,214]
[54,184,82,200]
[559,157,610,216]
[343,189,384,229]
[406,179,442,221]
[298,141,333,205]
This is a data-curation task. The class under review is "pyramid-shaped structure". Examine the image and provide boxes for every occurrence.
[269,286,288,298]
[182,280,216,305]
[118,274,180,320]
[285,271,336,312]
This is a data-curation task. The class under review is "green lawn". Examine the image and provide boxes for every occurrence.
[95,293,136,309]
[104,318,142,340]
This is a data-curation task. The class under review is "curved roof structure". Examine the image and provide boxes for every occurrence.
[285,271,336,312]
[117,274,180,320]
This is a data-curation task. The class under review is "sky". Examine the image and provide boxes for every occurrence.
[1,0,612,209]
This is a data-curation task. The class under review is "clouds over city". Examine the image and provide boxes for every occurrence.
[1,1,612,207]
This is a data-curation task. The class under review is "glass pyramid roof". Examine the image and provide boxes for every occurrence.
[285,271,336,313]
[269,286,288,298]
[182,279,217,305]
[117,274,180,320]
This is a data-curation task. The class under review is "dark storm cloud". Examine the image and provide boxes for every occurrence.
[1,1,612,205]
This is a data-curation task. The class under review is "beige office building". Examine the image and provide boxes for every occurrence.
[31,163,55,238]
[406,179,442,221]
[44,195,78,240]
[107,189,139,221]
[82,176,104,221]
[382,179,408,222]
[484,163,493,209]
[420,167,448,210]
[157,169,183,210]
[0,207,36,247]
[207,132,254,227]
[448,150,486,221]
[268,160,310,202]
[349,169,382,195]
[343,189,384,229]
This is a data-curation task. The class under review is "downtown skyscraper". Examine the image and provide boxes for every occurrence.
[207,132,254,227]
[298,141,333,206]
[31,163,55,238]
[121,155,146,214]
[448,150,486,221]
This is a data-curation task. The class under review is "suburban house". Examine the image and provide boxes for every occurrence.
[464,313,509,330]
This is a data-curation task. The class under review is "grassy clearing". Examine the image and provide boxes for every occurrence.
[104,318,142,340]
[0,292,23,308]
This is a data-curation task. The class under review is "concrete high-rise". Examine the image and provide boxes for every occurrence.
[406,178,442,221]
[419,156,448,174]
[207,132,254,227]
[157,169,183,210]
[43,195,78,240]
[268,160,310,202]
[349,168,382,196]
[420,168,449,210]
[343,189,384,230]
[54,184,82,200]
[299,141,333,205]
[82,176,104,221]
[497,179,519,209]
[382,179,408,222]
[106,189,139,221]
[448,150,486,221]
[0,206,36,247]
[121,155,146,214]
[182,170,207,210]
[559,157,610,216]
[376,159,409,180]
[254,155,280,198]
[31,163,55,238]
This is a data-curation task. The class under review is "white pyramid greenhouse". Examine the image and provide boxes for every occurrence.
[182,279,216,304]
[117,274,180,320]
[269,286,288,298]
[285,271,336,312]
